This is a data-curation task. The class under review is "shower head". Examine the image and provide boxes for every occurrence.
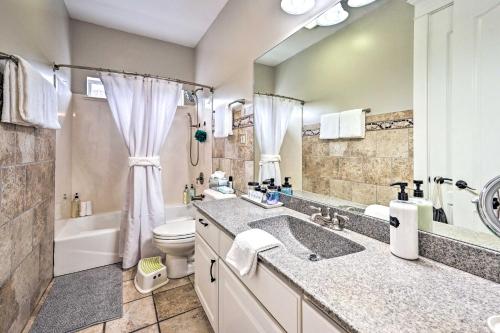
[184,90,196,104]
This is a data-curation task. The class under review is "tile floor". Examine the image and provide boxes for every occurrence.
[24,267,212,333]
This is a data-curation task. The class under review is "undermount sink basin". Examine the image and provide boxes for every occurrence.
[248,215,365,261]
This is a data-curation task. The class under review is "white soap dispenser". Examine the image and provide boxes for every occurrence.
[409,180,433,232]
[389,182,419,260]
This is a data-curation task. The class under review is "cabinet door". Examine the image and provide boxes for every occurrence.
[194,234,218,332]
[219,261,284,333]
[302,301,347,333]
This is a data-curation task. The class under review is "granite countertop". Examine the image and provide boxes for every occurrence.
[194,198,500,333]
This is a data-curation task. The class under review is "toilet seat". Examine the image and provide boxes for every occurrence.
[153,219,195,240]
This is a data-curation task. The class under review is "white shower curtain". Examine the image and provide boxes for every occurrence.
[100,73,182,269]
[254,95,301,186]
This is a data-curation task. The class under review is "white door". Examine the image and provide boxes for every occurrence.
[450,0,500,233]
[218,261,284,333]
[194,234,218,332]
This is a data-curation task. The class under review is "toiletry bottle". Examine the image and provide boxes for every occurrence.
[189,184,196,199]
[266,178,280,205]
[409,180,433,232]
[183,185,191,205]
[71,193,80,218]
[282,177,293,195]
[389,182,419,260]
[228,176,233,189]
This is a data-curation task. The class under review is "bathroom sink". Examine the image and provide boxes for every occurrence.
[248,215,365,261]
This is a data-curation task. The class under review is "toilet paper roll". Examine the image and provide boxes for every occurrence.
[79,201,87,217]
[86,201,93,216]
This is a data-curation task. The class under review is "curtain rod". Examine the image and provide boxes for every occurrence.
[255,92,305,105]
[0,51,19,65]
[53,63,214,92]
[228,99,247,108]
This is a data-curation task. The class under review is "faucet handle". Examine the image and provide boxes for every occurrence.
[308,205,322,213]
[334,212,350,228]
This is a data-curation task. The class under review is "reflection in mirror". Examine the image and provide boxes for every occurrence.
[253,0,500,252]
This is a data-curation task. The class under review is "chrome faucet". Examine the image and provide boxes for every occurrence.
[309,205,332,225]
[331,212,350,231]
[309,205,349,230]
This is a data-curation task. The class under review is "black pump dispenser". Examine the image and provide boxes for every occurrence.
[283,177,292,188]
[391,182,409,201]
[413,180,424,198]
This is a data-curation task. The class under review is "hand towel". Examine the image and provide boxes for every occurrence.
[319,112,340,139]
[364,204,390,221]
[214,105,233,138]
[225,229,282,277]
[339,109,365,138]
[1,56,59,129]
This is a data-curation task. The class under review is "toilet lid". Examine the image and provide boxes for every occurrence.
[153,219,195,238]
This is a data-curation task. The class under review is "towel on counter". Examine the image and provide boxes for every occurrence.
[1,56,59,129]
[319,112,340,139]
[225,229,282,277]
[214,104,233,138]
[339,109,364,138]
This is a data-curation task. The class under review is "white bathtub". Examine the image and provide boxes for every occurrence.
[54,204,196,276]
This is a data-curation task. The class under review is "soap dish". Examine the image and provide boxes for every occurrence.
[241,194,283,209]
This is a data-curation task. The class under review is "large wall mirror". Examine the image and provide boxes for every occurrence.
[253,0,500,252]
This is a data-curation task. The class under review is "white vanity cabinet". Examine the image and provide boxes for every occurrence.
[302,301,348,333]
[194,234,219,331]
[194,210,347,333]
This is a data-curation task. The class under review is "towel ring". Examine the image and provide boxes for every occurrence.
[473,175,500,237]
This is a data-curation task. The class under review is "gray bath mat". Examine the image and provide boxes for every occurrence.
[30,264,123,333]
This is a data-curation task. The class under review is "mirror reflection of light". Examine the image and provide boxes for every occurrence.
[316,3,349,26]
[281,0,315,15]
[347,0,377,8]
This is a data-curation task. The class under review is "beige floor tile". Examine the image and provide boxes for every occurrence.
[21,280,54,333]
[122,266,137,281]
[123,279,150,303]
[135,323,160,332]
[153,284,201,321]
[159,307,213,333]
[75,323,104,333]
[153,277,190,294]
[105,296,157,333]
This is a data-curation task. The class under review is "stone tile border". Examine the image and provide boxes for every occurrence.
[279,193,500,283]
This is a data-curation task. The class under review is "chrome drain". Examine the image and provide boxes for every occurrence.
[308,253,320,261]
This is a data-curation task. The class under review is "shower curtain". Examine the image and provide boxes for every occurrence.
[100,73,182,269]
[254,94,301,186]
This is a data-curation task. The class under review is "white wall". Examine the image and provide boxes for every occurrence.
[70,19,196,94]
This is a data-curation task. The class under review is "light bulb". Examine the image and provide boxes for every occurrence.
[281,0,315,15]
[347,0,377,8]
[316,3,349,26]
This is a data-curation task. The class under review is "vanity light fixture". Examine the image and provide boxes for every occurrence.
[281,0,315,15]
[347,0,377,7]
[316,2,349,26]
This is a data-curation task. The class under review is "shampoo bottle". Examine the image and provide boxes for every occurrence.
[409,180,433,232]
[389,182,419,260]
[189,184,196,199]
[183,185,191,205]
[71,193,80,218]
[282,177,293,195]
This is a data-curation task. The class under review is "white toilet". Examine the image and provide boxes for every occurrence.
[152,217,195,278]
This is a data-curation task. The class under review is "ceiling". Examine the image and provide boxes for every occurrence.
[64,0,230,48]
[256,0,388,66]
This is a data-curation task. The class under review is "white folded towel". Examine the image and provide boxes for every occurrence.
[225,229,282,277]
[339,109,365,138]
[364,204,390,221]
[214,104,233,138]
[1,56,59,129]
[319,113,340,139]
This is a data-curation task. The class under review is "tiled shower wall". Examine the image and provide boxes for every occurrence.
[212,107,254,193]
[0,123,55,332]
[302,111,414,206]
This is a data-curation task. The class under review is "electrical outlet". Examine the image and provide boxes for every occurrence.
[239,134,247,144]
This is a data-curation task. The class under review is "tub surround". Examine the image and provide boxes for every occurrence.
[194,198,499,333]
